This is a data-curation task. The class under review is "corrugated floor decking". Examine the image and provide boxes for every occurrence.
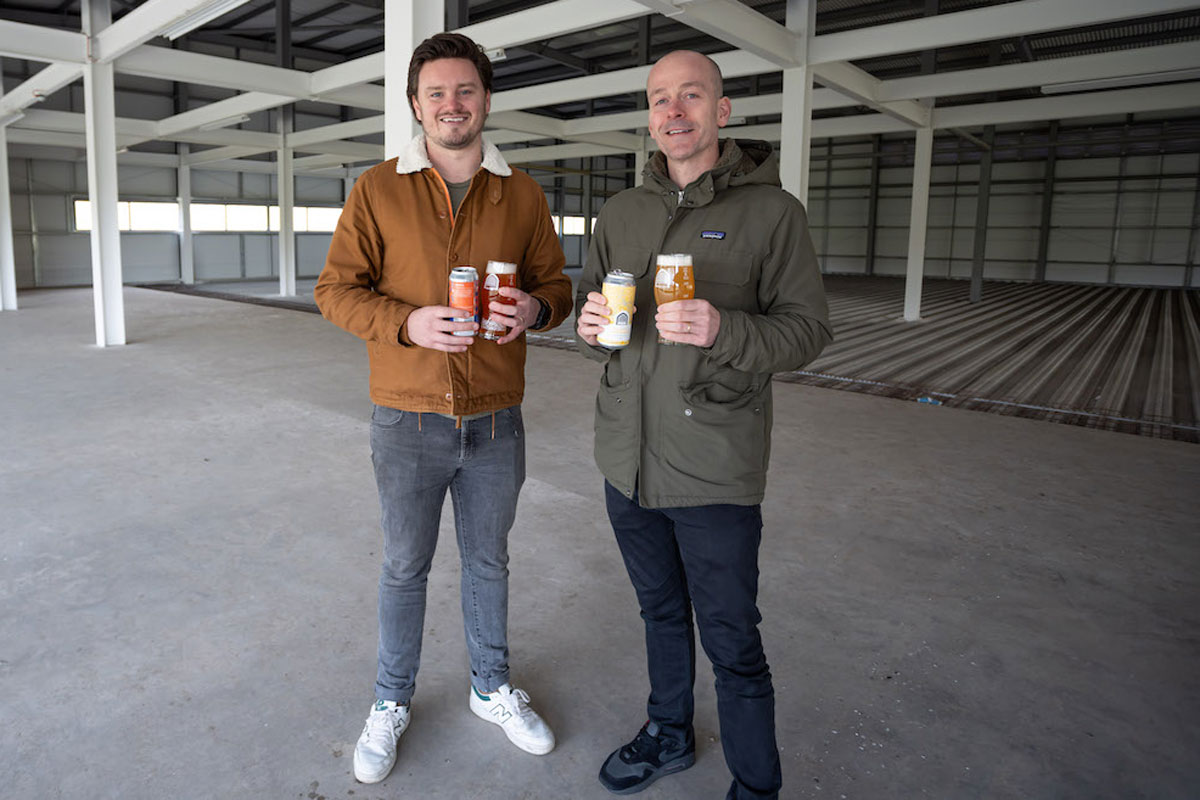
[779,277,1200,443]
[150,275,1200,443]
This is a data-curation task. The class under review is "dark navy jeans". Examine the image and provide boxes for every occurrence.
[369,405,525,704]
[605,482,781,800]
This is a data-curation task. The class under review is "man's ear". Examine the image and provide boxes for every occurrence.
[716,96,732,128]
[411,96,422,123]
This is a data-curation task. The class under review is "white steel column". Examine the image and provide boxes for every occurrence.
[177,144,194,285]
[634,139,647,188]
[780,0,816,204]
[278,140,296,296]
[0,121,18,311]
[903,126,934,322]
[385,0,444,160]
[82,0,125,346]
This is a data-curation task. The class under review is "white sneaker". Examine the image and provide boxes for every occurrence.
[469,683,556,755]
[353,699,410,784]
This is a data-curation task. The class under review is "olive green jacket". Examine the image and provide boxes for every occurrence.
[576,139,832,508]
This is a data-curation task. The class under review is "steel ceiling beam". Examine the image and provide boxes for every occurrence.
[808,0,1200,65]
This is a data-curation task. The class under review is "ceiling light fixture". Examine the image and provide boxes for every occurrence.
[1041,68,1200,95]
[160,0,254,41]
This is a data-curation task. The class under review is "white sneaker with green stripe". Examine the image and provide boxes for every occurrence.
[353,699,410,784]
[469,683,556,755]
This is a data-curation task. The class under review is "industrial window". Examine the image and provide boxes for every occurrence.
[75,200,342,233]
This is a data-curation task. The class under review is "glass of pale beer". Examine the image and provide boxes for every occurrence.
[653,253,694,345]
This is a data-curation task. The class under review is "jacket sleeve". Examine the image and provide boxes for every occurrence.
[313,171,414,345]
[703,198,833,373]
[574,208,613,363]
[522,188,573,331]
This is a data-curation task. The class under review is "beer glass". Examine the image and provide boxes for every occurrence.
[653,253,694,345]
[481,260,518,340]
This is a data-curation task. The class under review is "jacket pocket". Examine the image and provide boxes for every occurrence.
[660,379,768,487]
[593,375,638,489]
[695,251,757,312]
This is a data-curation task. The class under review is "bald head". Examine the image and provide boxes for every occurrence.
[648,50,723,98]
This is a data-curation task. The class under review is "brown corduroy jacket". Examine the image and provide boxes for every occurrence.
[315,135,571,415]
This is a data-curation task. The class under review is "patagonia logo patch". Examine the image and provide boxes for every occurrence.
[701,230,726,240]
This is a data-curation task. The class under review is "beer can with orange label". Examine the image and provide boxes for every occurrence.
[449,266,478,338]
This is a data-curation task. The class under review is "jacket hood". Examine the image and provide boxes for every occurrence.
[644,138,780,193]
[394,133,513,177]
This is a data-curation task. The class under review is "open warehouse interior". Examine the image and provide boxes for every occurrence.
[2,1,1199,798]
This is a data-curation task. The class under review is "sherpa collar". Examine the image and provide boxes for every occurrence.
[394,133,513,177]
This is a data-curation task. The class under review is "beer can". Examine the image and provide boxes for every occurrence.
[481,260,518,341]
[448,266,478,338]
[597,270,636,349]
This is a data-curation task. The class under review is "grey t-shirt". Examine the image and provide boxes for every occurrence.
[445,178,471,218]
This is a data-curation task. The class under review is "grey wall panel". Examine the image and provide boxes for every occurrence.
[119,166,175,196]
[1112,265,1185,286]
[1152,229,1191,264]
[243,236,274,278]
[242,174,271,201]
[298,234,333,277]
[825,196,870,227]
[825,227,869,257]
[32,195,71,233]
[1045,263,1107,283]
[988,194,1041,229]
[13,234,35,286]
[874,227,911,258]
[32,161,78,193]
[1150,190,1194,227]
[987,227,1039,262]
[295,176,343,204]
[992,162,1043,181]
[1047,229,1111,263]
[1119,191,1158,226]
[1116,227,1153,263]
[194,235,243,280]
[121,234,180,282]
[823,255,867,274]
[872,256,907,276]
[1052,193,1118,227]
[10,194,31,229]
[36,234,92,286]
[191,170,243,199]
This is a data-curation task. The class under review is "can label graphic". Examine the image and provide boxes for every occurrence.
[597,270,636,349]
[449,266,478,338]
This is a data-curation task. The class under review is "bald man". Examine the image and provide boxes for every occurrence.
[575,50,832,799]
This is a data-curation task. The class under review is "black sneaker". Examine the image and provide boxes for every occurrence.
[598,721,696,795]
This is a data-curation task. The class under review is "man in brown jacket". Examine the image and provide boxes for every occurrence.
[314,32,571,785]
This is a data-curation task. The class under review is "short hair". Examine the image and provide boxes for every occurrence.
[407,32,493,113]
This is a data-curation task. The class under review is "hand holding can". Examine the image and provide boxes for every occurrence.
[597,270,636,349]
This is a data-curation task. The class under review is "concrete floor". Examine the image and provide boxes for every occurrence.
[2,287,1199,800]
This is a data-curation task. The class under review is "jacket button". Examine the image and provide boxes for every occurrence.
[451,253,458,261]
[445,393,452,399]
[615,397,622,403]
[438,212,447,218]
[684,408,693,416]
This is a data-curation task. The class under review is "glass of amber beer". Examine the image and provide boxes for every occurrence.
[653,253,695,345]
[481,260,518,340]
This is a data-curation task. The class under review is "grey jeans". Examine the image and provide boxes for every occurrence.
[369,404,525,704]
